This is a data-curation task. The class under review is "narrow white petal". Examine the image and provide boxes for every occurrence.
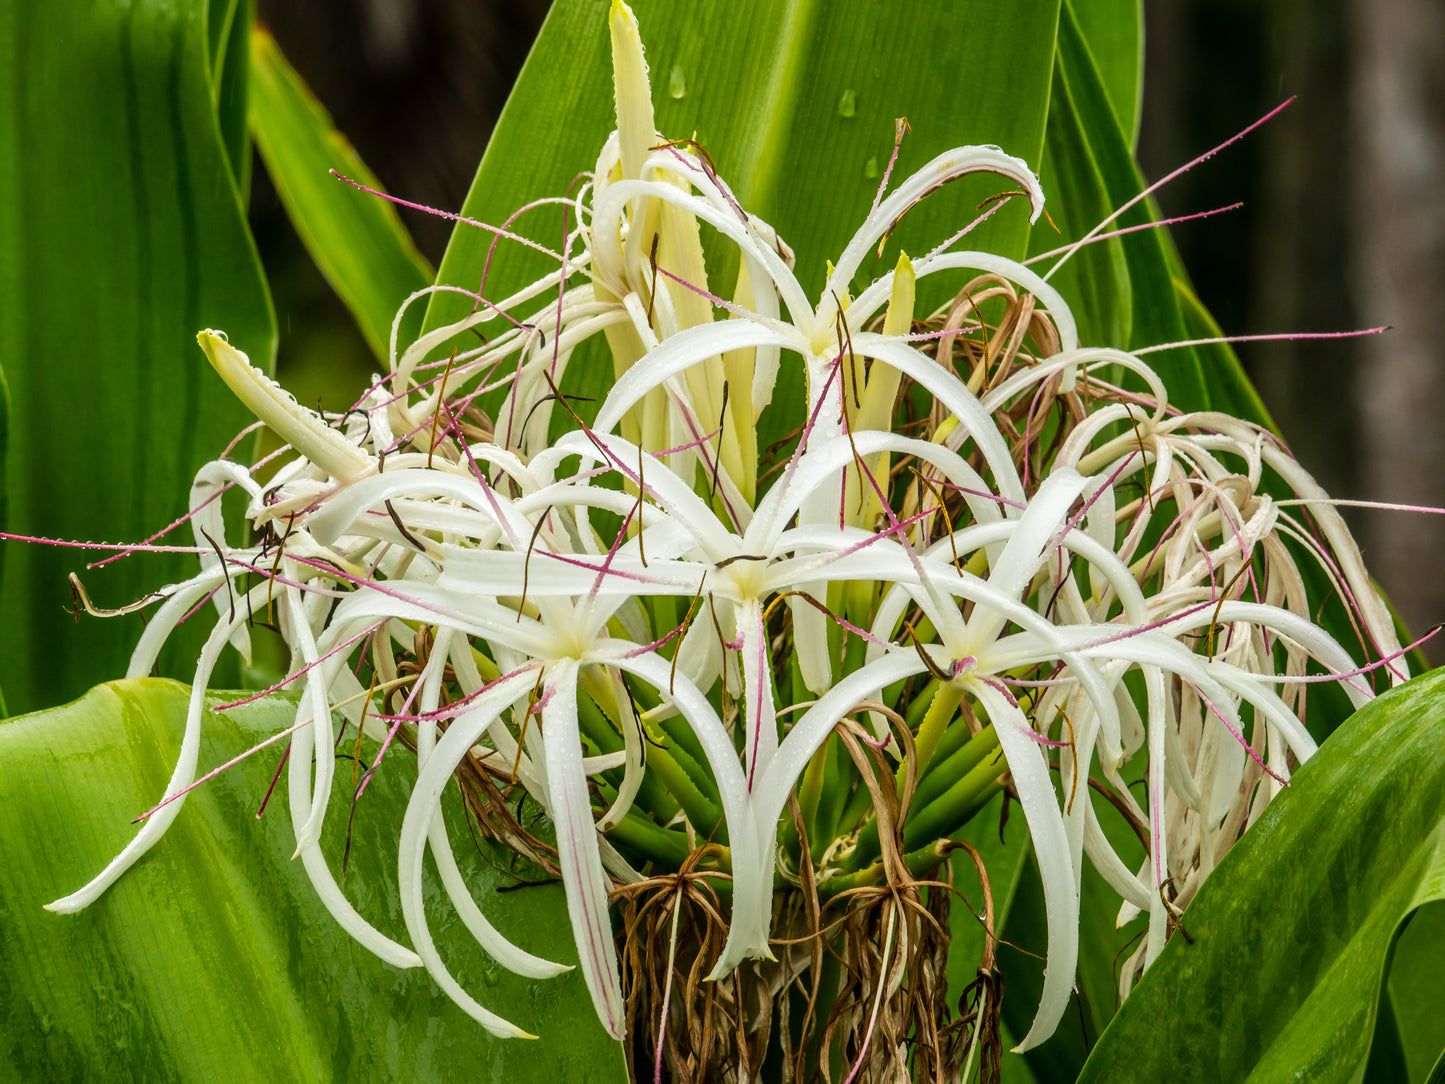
[48,583,269,913]
[825,146,1045,321]
[540,662,627,1040]
[592,321,797,437]
[189,460,262,663]
[971,681,1078,1053]
[398,670,540,1035]
[738,600,779,789]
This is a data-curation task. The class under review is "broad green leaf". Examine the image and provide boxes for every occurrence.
[0,0,275,715]
[248,26,434,361]
[1069,0,1143,147]
[1039,1,1207,413]
[0,679,627,1082]
[423,0,1062,449]
[1030,54,1133,351]
[1078,667,1445,1084]
[1385,901,1445,1082]
[947,793,1031,1005]
[209,0,253,196]
[945,787,1144,1083]
[1364,989,1413,1084]
[0,360,9,716]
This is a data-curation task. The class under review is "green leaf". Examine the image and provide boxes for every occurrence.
[947,795,1074,1084]
[1069,0,1143,147]
[1385,901,1445,1082]
[1364,986,1412,1084]
[1038,1,1208,413]
[248,25,434,362]
[0,0,275,715]
[947,793,1031,1007]
[209,0,253,197]
[423,0,1062,448]
[1031,53,1133,351]
[0,679,627,1081]
[1078,667,1445,1084]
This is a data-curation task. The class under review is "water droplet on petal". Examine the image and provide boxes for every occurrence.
[669,64,686,99]
[864,155,880,179]
[838,89,856,118]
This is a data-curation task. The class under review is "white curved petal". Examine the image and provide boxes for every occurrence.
[538,662,626,1039]
[397,668,541,1035]
[47,585,266,913]
[823,146,1045,325]
[971,680,1078,1053]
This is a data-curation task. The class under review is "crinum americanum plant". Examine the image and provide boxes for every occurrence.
[48,1,1412,1079]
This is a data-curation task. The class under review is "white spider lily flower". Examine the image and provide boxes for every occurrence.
[43,1,1412,1065]
[976,343,1409,973]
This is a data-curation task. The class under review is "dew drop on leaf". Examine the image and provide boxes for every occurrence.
[838,88,856,118]
[669,64,686,99]
[864,155,879,179]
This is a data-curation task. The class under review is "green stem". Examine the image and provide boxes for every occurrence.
[839,725,1004,874]
[898,681,963,794]
[816,835,985,901]
[809,737,851,863]
[575,685,679,823]
[607,809,699,868]
[577,680,727,846]
[902,737,1006,851]
[834,769,874,839]
[908,722,1002,816]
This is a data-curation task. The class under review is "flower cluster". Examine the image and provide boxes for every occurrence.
[52,0,1407,1058]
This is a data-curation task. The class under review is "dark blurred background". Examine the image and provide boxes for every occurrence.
[252,0,1445,662]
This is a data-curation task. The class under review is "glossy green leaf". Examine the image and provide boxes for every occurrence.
[0,0,275,715]
[248,25,433,361]
[1038,1,1206,412]
[946,792,1031,1003]
[1031,53,1133,351]
[944,794,1040,1083]
[1385,901,1445,1082]
[423,0,1061,448]
[0,679,627,1081]
[1078,667,1445,1084]
[209,0,253,196]
[1070,0,1143,146]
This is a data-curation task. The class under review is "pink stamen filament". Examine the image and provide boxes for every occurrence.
[1134,327,1387,356]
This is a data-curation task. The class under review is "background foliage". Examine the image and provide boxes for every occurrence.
[0,0,273,714]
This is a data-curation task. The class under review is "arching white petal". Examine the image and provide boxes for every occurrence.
[970,680,1078,1053]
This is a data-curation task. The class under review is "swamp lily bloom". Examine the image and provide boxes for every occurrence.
[48,0,1408,1063]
